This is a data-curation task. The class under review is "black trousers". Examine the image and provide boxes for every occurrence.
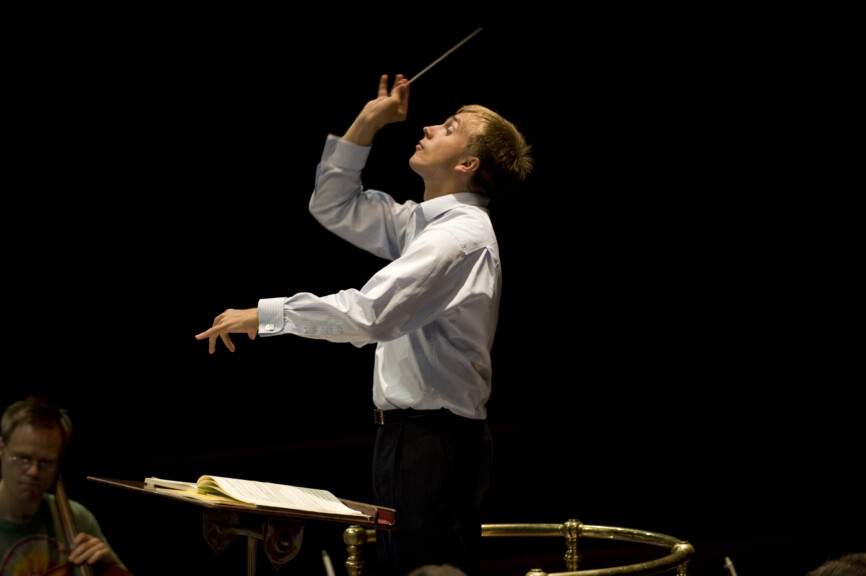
[372,410,493,576]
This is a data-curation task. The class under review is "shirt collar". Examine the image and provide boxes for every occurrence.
[417,192,489,222]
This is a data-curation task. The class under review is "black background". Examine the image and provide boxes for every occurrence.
[4,9,861,576]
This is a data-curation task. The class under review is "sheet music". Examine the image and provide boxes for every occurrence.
[206,475,366,517]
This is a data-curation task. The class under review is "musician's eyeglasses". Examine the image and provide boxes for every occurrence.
[4,451,59,472]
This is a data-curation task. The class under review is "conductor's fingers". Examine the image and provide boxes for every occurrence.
[219,332,236,353]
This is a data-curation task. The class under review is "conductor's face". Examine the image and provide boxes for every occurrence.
[409,113,479,180]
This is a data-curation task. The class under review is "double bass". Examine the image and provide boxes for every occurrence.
[53,475,134,576]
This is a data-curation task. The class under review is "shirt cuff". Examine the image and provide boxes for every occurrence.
[323,133,371,171]
[258,297,285,336]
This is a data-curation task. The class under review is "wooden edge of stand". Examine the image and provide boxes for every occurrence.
[87,476,395,529]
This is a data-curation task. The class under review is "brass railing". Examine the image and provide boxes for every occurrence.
[344,519,694,576]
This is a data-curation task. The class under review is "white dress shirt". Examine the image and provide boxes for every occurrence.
[258,135,501,420]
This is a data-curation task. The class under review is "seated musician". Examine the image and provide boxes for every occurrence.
[0,396,130,574]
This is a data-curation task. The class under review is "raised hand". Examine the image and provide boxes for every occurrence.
[343,74,410,146]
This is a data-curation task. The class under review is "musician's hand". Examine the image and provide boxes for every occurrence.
[195,307,259,354]
[67,532,122,566]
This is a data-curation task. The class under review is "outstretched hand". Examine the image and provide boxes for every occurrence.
[195,307,258,354]
[343,74,410,146]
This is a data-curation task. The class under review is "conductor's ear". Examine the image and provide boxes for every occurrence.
[456,156,479,174]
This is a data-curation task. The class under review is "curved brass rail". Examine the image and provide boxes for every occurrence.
[343,519,694,576]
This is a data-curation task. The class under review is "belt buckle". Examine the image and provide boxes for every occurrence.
[374,409,385,425]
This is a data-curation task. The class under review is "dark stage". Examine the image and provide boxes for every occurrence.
[5,12,860,576]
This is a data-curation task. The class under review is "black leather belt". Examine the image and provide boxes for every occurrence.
[373,408,453,425]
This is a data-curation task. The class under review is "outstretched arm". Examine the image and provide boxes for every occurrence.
[196,75,409,355]
[343,74,409,146]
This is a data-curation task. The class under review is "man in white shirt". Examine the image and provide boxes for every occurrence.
[197,73,532,576]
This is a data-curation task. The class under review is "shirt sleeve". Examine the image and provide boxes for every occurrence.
[309,134,414,260]
[258,227,481,347]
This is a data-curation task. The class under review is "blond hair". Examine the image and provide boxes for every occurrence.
[457,104,533,202]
